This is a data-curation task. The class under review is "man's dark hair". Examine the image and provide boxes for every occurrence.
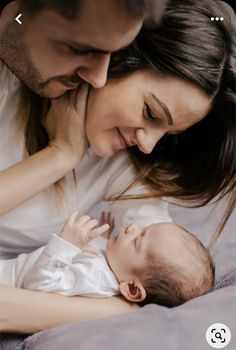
[18,0,168,21]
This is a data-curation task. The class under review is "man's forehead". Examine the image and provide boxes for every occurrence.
[35,0,142,26]
[34,7,142,52]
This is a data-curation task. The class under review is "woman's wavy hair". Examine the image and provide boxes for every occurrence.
[108,0,236,245]
[17,0,235,244]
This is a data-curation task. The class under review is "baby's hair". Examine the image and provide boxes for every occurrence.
[135,230,215,307]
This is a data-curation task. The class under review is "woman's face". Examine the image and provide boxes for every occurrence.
[86,70,212,157]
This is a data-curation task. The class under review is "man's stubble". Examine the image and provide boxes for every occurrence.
[0,22,51,96]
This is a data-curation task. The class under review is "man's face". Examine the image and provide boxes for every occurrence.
[0,0,142,97]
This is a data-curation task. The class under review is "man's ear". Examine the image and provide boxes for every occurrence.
[119,281,146,302]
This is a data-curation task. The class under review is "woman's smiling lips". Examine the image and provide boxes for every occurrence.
[116,128,133,149]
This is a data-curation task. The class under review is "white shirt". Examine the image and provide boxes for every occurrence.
[0,60,172,259]
[0,234,119,297]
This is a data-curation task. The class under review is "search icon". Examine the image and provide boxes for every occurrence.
[215,332,222,340]
[206,323,231,349]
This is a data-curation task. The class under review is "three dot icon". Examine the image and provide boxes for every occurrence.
[211,17,224,21]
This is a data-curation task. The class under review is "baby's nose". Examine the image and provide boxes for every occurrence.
[126,223,139,234]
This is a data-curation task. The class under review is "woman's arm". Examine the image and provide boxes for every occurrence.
[0,284,139,334]
[0,85,89,215]
[0,145,80,215]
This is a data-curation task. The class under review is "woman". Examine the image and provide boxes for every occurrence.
[0,0,235,333]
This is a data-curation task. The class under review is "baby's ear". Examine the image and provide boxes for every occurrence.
[120,281,146,302]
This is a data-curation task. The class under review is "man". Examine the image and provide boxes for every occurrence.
[0,0,167,214]
[0,0,167,98]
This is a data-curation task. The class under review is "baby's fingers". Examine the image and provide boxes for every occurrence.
[99,211,105,226]
[85,219,98,231]
[109,213,115,232]
[89,224,110,240]
[60,211,78,234]
[67,211,79,226]
[77,215,91,225]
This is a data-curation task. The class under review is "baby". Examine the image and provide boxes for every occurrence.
[0,212,215,307]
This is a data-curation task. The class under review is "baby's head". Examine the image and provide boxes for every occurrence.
[106,222,215,307]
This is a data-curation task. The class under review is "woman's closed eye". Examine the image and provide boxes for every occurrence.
[144,104,159,122]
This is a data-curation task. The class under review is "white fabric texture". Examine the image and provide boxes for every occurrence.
[0,60,172,259]
[0,234,119,297]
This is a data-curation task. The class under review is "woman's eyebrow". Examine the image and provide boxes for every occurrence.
[151,94,173,125]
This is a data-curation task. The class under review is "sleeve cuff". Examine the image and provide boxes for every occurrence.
[44,234,82,262]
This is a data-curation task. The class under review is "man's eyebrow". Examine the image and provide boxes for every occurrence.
[151,94,173,125]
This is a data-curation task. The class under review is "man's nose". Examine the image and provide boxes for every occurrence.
[135,129,164,154]
[76,53,111,88]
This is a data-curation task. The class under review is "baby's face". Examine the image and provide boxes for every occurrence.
[106,222,187,283]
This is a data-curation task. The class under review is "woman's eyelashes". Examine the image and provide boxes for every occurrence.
[144,104,159,122]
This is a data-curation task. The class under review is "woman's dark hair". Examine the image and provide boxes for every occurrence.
[17,0,235,243]
[108,0,236,243]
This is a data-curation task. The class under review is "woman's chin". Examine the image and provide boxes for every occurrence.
[91,145,116,158]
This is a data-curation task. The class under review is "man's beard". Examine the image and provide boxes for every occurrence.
[0,22,49,95]
[0,22,83,98]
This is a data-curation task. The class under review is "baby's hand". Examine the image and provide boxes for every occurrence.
[99,211,115,240]
[59,211,109,254]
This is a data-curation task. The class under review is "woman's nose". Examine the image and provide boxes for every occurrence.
[135,129,164,154]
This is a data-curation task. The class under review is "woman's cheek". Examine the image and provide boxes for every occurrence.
[91,132,114,158]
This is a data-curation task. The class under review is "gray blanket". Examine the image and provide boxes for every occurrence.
[1,200,235,350]
[14,285,236,350]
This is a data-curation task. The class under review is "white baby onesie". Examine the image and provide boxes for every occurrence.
[0,234,119,297]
